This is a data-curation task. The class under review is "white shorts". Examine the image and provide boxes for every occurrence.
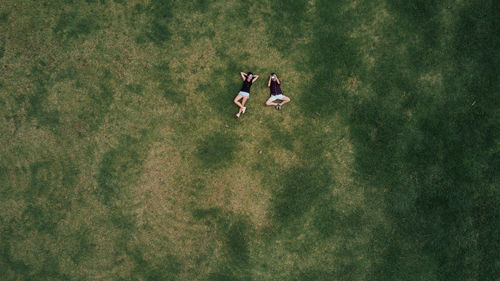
[268,94,286,101]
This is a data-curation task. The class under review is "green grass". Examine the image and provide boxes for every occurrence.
[0,0,498,280]
[196,131,238,169]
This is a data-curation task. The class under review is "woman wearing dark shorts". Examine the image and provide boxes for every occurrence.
[234,72,259,118]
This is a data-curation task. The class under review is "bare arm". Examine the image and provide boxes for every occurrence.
[252,75,259,83]
[240,72,247,80]
[267,76,272,87]
[276,77,281,84]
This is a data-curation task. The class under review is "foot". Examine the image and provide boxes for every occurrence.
[275,104,281,110]
[242,107,246,114]
[236,112,240,118]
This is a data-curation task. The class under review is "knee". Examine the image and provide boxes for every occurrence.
[265,100,272,106]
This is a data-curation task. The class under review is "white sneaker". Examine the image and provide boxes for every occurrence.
[236,113,240,118]
[242,107,246,114]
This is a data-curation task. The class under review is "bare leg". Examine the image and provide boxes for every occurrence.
[280,96,291,106]
[238,97,248,115]
[234,94,244,109]
[266,98,278,106]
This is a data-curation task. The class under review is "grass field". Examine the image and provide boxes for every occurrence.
[0,0,498,280]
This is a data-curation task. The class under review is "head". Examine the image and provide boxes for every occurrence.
[247,72,253,81]
[271,73,277,81]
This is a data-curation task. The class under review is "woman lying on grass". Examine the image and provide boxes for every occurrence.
[234,72,259,118]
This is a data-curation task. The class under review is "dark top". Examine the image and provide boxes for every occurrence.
[240,79,253,93]
[270,80,282,96]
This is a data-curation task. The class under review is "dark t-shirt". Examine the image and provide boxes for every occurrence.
[270,80,282,96]
[240,79,253,93]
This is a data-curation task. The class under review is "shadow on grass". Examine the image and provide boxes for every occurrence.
[312,196,365,239]
[95,132,186,278]
[95,135,145,205]
[196,59,243,117]
[77,68,115,133]
[260,0,499,279]
[266,122,294,151]
[21,160,79,231]
[192,208,253,280]
[133,0,174,44]
[195,131,238,170]
[0,159,79,279]
[293,269,335,281]
[265,0,309,52]
[0,238,29,279]
[53,10,100,41]
[297,0,362,117]
[126,83,144,95]
[154,61,186,104]
[341,1,499,280]
[0,10,9,24]
[128,247,181,280]
[24,58,114,134]
[271,166,332,225]
[27,62,60,128]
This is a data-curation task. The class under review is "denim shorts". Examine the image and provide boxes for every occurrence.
[239,91,250,98]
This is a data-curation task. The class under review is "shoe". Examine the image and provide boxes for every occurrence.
[236,113,240,118]
[242,107,246,114]
[275,104,281,110]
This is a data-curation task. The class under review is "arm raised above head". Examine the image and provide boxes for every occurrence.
[240,72,247,80]
[252,75,259,82]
